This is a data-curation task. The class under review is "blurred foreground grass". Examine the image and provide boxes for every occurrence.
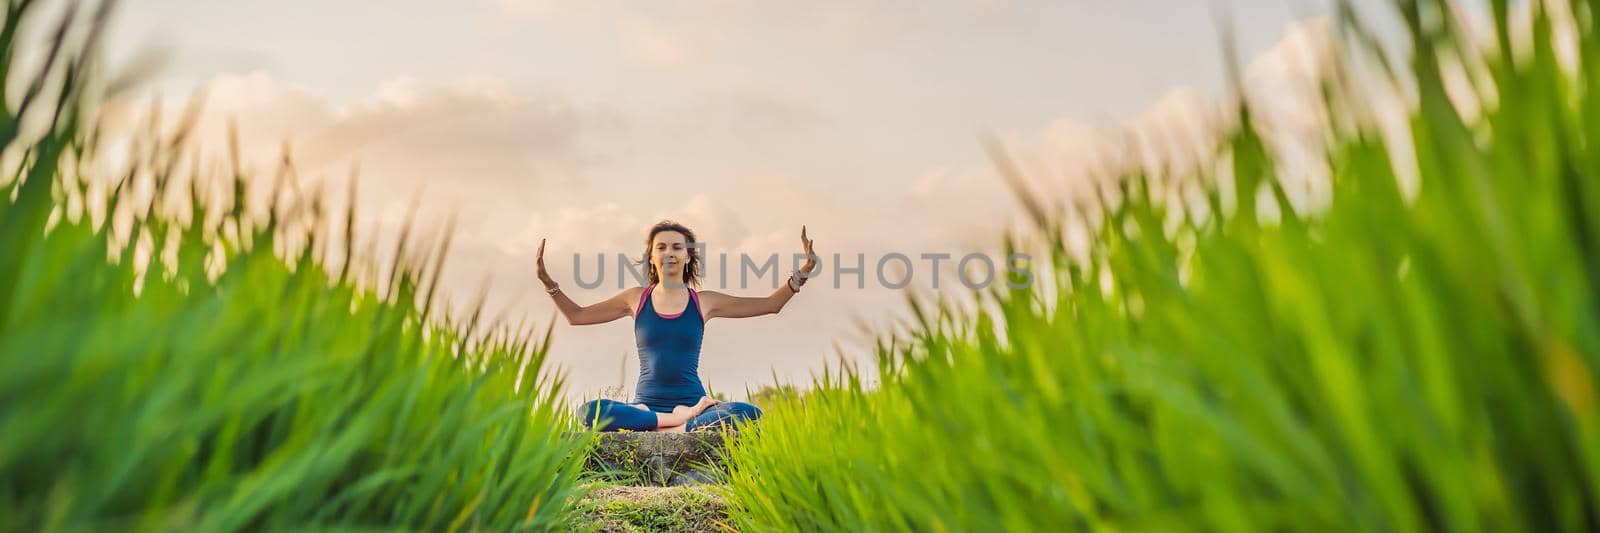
[0,1,590,530]
[723,0,1600,531]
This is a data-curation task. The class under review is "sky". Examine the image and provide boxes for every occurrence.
[91,0,1386,402]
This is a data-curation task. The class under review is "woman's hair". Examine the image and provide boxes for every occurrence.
[636,220,703,288]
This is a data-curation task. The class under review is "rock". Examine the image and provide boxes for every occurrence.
[578,430,737,486]
[667,469,719,487]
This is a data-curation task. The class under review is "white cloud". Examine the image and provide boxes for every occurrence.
[98,71,603,218]
[621,15,690,68]
[965,16,1337,235]
[493,0,562,19]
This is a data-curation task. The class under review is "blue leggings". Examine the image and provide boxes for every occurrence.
[577,399,763,432]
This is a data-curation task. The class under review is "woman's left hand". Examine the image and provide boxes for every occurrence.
[799,225,817,276]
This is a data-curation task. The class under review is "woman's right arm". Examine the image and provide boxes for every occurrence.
[536,237,640,326]
[549,286,639,326]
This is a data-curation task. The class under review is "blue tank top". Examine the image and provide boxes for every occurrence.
[632,284,706,413]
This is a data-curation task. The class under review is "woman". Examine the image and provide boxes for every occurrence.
[536,220,817,432]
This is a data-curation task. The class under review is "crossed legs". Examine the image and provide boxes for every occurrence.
[578,398,763,432]
[578,397,732,432]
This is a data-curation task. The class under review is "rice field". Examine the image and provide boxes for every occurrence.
[719,0,1600,531]
[0,1,590,530]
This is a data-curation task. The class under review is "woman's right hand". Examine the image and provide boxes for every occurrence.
[535,238,557,290]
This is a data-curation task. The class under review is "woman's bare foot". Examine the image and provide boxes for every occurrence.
[647,398,723,432]
[651,403,703,432]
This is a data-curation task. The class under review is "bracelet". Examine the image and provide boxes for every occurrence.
[787,272,802,293]
[546,285,561,295]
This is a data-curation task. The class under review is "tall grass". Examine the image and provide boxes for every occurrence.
[0,1,590,530]
[722,0,1600,530]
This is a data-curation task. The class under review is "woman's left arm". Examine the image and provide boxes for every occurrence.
[701,226,817,321]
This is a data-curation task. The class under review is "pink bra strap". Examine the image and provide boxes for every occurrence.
[689,289,700,312]
[636,284,654,317]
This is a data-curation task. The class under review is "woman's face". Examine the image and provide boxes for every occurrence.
[652,230,689,282]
